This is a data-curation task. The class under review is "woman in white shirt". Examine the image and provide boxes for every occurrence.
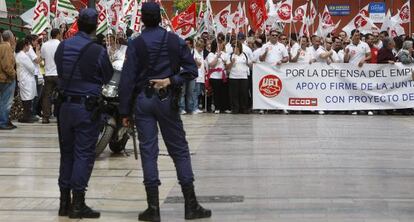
[15,40,37,123]
[207,40,229,114]
[226,41,251,114]
[193,40,206,113]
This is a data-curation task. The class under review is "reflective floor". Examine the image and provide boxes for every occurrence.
[0,114,414,222]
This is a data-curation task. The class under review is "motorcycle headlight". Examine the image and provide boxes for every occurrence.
[102,85,118,98]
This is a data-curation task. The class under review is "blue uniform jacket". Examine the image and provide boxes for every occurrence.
[55,31,113,97]
[118,26,198,116]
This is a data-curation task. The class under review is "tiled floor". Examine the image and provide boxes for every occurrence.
[0,114,414,221]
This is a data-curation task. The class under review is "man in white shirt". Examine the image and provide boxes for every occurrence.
[344,29,371,67]
[315,37,340,64]
[290,36,314,63]
[40,28,61,123]
[288,34,300,60]
[308,35,322,63]
[259,30,289,66]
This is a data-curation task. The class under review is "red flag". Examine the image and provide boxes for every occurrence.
[247,0,268,31]
[69,0,88,10]
[171,2,196,31]
[65,20,78,39]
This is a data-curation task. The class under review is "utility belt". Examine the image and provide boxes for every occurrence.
[144,85,171,101]
[62,95,101,111]
[141,83,181,111]
[53,90,104,121]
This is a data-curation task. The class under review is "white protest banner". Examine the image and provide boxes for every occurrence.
[253,63,414,111]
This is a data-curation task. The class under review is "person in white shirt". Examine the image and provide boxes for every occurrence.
[288,34,300,60]
[25,34,43,119]
[207,39,229,114]
[226,41,252,114]
[259,30,289,66]
[179,38,197,114]
[15,40,37,123]
[315,37,340,64]
[344,29,371,67]
[252,39,263,63]
[40,28,61,124]
[237,33,253,62]
[193,40,206,114]
[308,35,322,63]
[290,36,314,63]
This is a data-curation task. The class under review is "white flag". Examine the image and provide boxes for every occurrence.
[214,4,231,34]
[299,16,309,37]
[382,9,405,38]
[317,14,340,38]
[129,0,142,32]
[342,5,378,36]
[275,0,293,23]
[96,1,109,35]
[308,0,317,25]
[31,0,50,34]
[203,0,214,34]
[228,2,247,29]
[293,3,307,23]
[0,0,8,18]
[392,1,410,24]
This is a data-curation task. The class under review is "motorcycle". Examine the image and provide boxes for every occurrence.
[95,59,130,157]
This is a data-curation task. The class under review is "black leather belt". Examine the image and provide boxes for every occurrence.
[63,95,96,104]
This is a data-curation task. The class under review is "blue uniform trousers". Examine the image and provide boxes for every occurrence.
[135,91,194,187]
[58,102,99,191]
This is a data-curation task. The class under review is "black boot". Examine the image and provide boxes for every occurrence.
[182,184,211,220]
[138,186,160,222]
[68,191,100,219]
[58,188,71,216]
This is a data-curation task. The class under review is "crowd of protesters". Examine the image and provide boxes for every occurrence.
[180,29,414,116]
[1,26,414,130]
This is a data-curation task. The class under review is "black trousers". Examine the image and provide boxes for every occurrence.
[21,100,33,121]
[229,79,248,113]
[210,79,229,112]
[42,76,58,119]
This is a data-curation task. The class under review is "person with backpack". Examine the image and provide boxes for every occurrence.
[226,41,251,114]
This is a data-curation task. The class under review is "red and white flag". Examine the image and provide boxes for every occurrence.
[392,1,410,24]
[308,0,317,25]
[275,0,293,23]
[382,9,405,38]
[96,1,109,34]
[293,3,307,23]
[228,2,247,30]
[171,2,197,38]
[214,4,231,34]
[247,0,268,31]
[321,5,334,26]
[299,15,309,37]
[129,0,142,33]
[342,4,378,35]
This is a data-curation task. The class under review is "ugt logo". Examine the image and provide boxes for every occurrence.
[259,75,282,98]
[219,10,229,27]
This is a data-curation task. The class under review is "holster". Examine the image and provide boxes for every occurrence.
[52,89,65,118]
[86,96,104,122]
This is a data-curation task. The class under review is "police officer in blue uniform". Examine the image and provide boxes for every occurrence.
[54,8,113,219]
[118,2,211,221]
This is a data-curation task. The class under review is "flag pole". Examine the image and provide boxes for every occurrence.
[410,0,412,36]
